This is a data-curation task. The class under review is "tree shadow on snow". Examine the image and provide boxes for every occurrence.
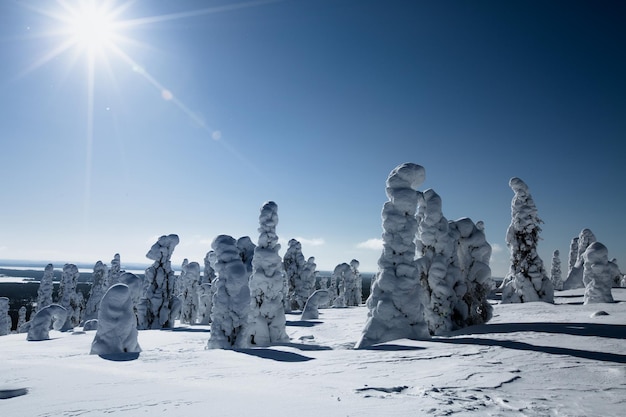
[235,348,314,362]
[0,388,29,400]
[433,337,626,364]
[275,342,333,351]
[358,343,427,352]
[98,352,141,362]
[286,320,322,327]
[162,327,211,333]
[450,322,626,340]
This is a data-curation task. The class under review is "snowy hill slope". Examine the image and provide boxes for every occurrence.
[2,289,625,417]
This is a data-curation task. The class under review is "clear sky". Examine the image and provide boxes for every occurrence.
[0,0,624,276]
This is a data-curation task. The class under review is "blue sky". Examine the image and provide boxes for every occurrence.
[0,0,624,275]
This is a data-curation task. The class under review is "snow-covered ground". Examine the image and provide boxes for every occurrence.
[2,289,625,416]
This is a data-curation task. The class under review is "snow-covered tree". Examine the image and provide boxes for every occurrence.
[500,177,553,303]
[203,250,216,284]
[416,188,462,335]
[0,297,10,335]
[331,263,350,308]
[138,234,180,329]
[567,237,579,275]
[27,304,67,341]
[564,229,597,290]
[90,283,141,356]
[609,259,623,288]
[449,218,493,328]
[57,263,84,331]
[84,261,109,321]
[284,239,308,311]
[180,261,200,325]
[36,263,55,312]
[300,256,318,304]
[550,250,563,290]
[582,242,614,304]
[107,253,122,287]
[197,283,213,325]
[207,235,251,349]
[176,258,189,297]
[356,163,430,349]
[237,236,256,277]
[301,290,329,320]
[350,259,362,306]
[17,306,27,333]
[247,201,290,346]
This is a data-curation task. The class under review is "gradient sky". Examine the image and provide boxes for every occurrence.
[0,0,624,276]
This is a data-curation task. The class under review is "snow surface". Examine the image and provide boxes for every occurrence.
[2,288,626,416]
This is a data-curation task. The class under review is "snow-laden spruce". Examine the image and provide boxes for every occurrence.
[27,304,67,341]
[301,256,318,305]
[90,283,141,356]
[176,258,189,298]
[500,177,553,303]
[237,236,256,276]
[350,259,362,306]
[58,263,84,331]
[17,306,27,333]
[416,188,461,335]
[203,250,216,284]
[207,235,251,349]
[138,234,180,329]
[550,250,563,290]
[356,163,430,349]
[582,242,614,304]
[0,297,10,335]
[84,261,109,321]
[331,263,350,308]
[36,263,54,312]
[247,201,290,346]
[284,238,308,311]
[564,229,597,290]
[197,251,217,325]
[301,290,330,320]
[107,254,122,287]
[180,261,200,325]
[568,237,579,275]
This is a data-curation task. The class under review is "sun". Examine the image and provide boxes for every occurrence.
[66,2,118,52]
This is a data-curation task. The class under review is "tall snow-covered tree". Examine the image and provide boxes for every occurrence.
[203,250,216,284]
[57,263,85,331]
[331,263,351,308]
[247,201,290,346]
[176,258,189,297]
[0,297,11,335]
[550,250,563,290]
[284,239,307,311]
[356,163,430,349]
[500,177,553,303]
[564,229,597,290]
[350,259,362,306]
[36,263,55,312]
[582,242,614,304]
[181,261,200,325]
[107,253,122,287]
[300,256,318,304]
[84,261,109,321]
[416,188,462,335]
[207,235,251,349]
[138,234,180,329]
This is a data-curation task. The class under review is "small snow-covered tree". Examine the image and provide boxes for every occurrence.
[197,283,212,325]
[301,290,330,320]
[247,201,290,346]
[181,261,200,325]
[138,234,180,329]
[203,250,216,284]
[84,261,109,321]
[57,263,84,331]
[17,306,27,333]
[36,263,55,312]
[300,256,318,305]
[0,297,11,335]
[176,258,189,297]
[609,259,623,288]
[284,239,307,311]
[550,250,563,291]
[207,235,251,349]
[350,259,362,306]
[331,263,350,308]
[107,253,122,287]
[356,163,430,349]
[27,304,67,341]
[567,237,579,275]
[564,229,597,290]
[582,242,614,304]
[500,177,553,303]
[90,283,141,356]
[237,236,256,276]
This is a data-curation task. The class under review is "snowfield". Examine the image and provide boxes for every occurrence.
[2,289,626,417]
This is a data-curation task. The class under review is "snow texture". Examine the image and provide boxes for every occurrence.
[356,163,430,348]
[90,283,141,356]
[107,253,122,287]
[247,201,290,346]
[284,238,308,311]
[0,297,10,335]
[84,261,109,321]
[36,263,54,312]
[180,261,200,325]
[139,234,180,329]
[26,304,67,341]
[582,242,615,304]
[500,177,553,304]
[301,290,329,320]
[564,229,597,290]
[57,263,84,331]
[550,250,563,290]
[207,235,251,349]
